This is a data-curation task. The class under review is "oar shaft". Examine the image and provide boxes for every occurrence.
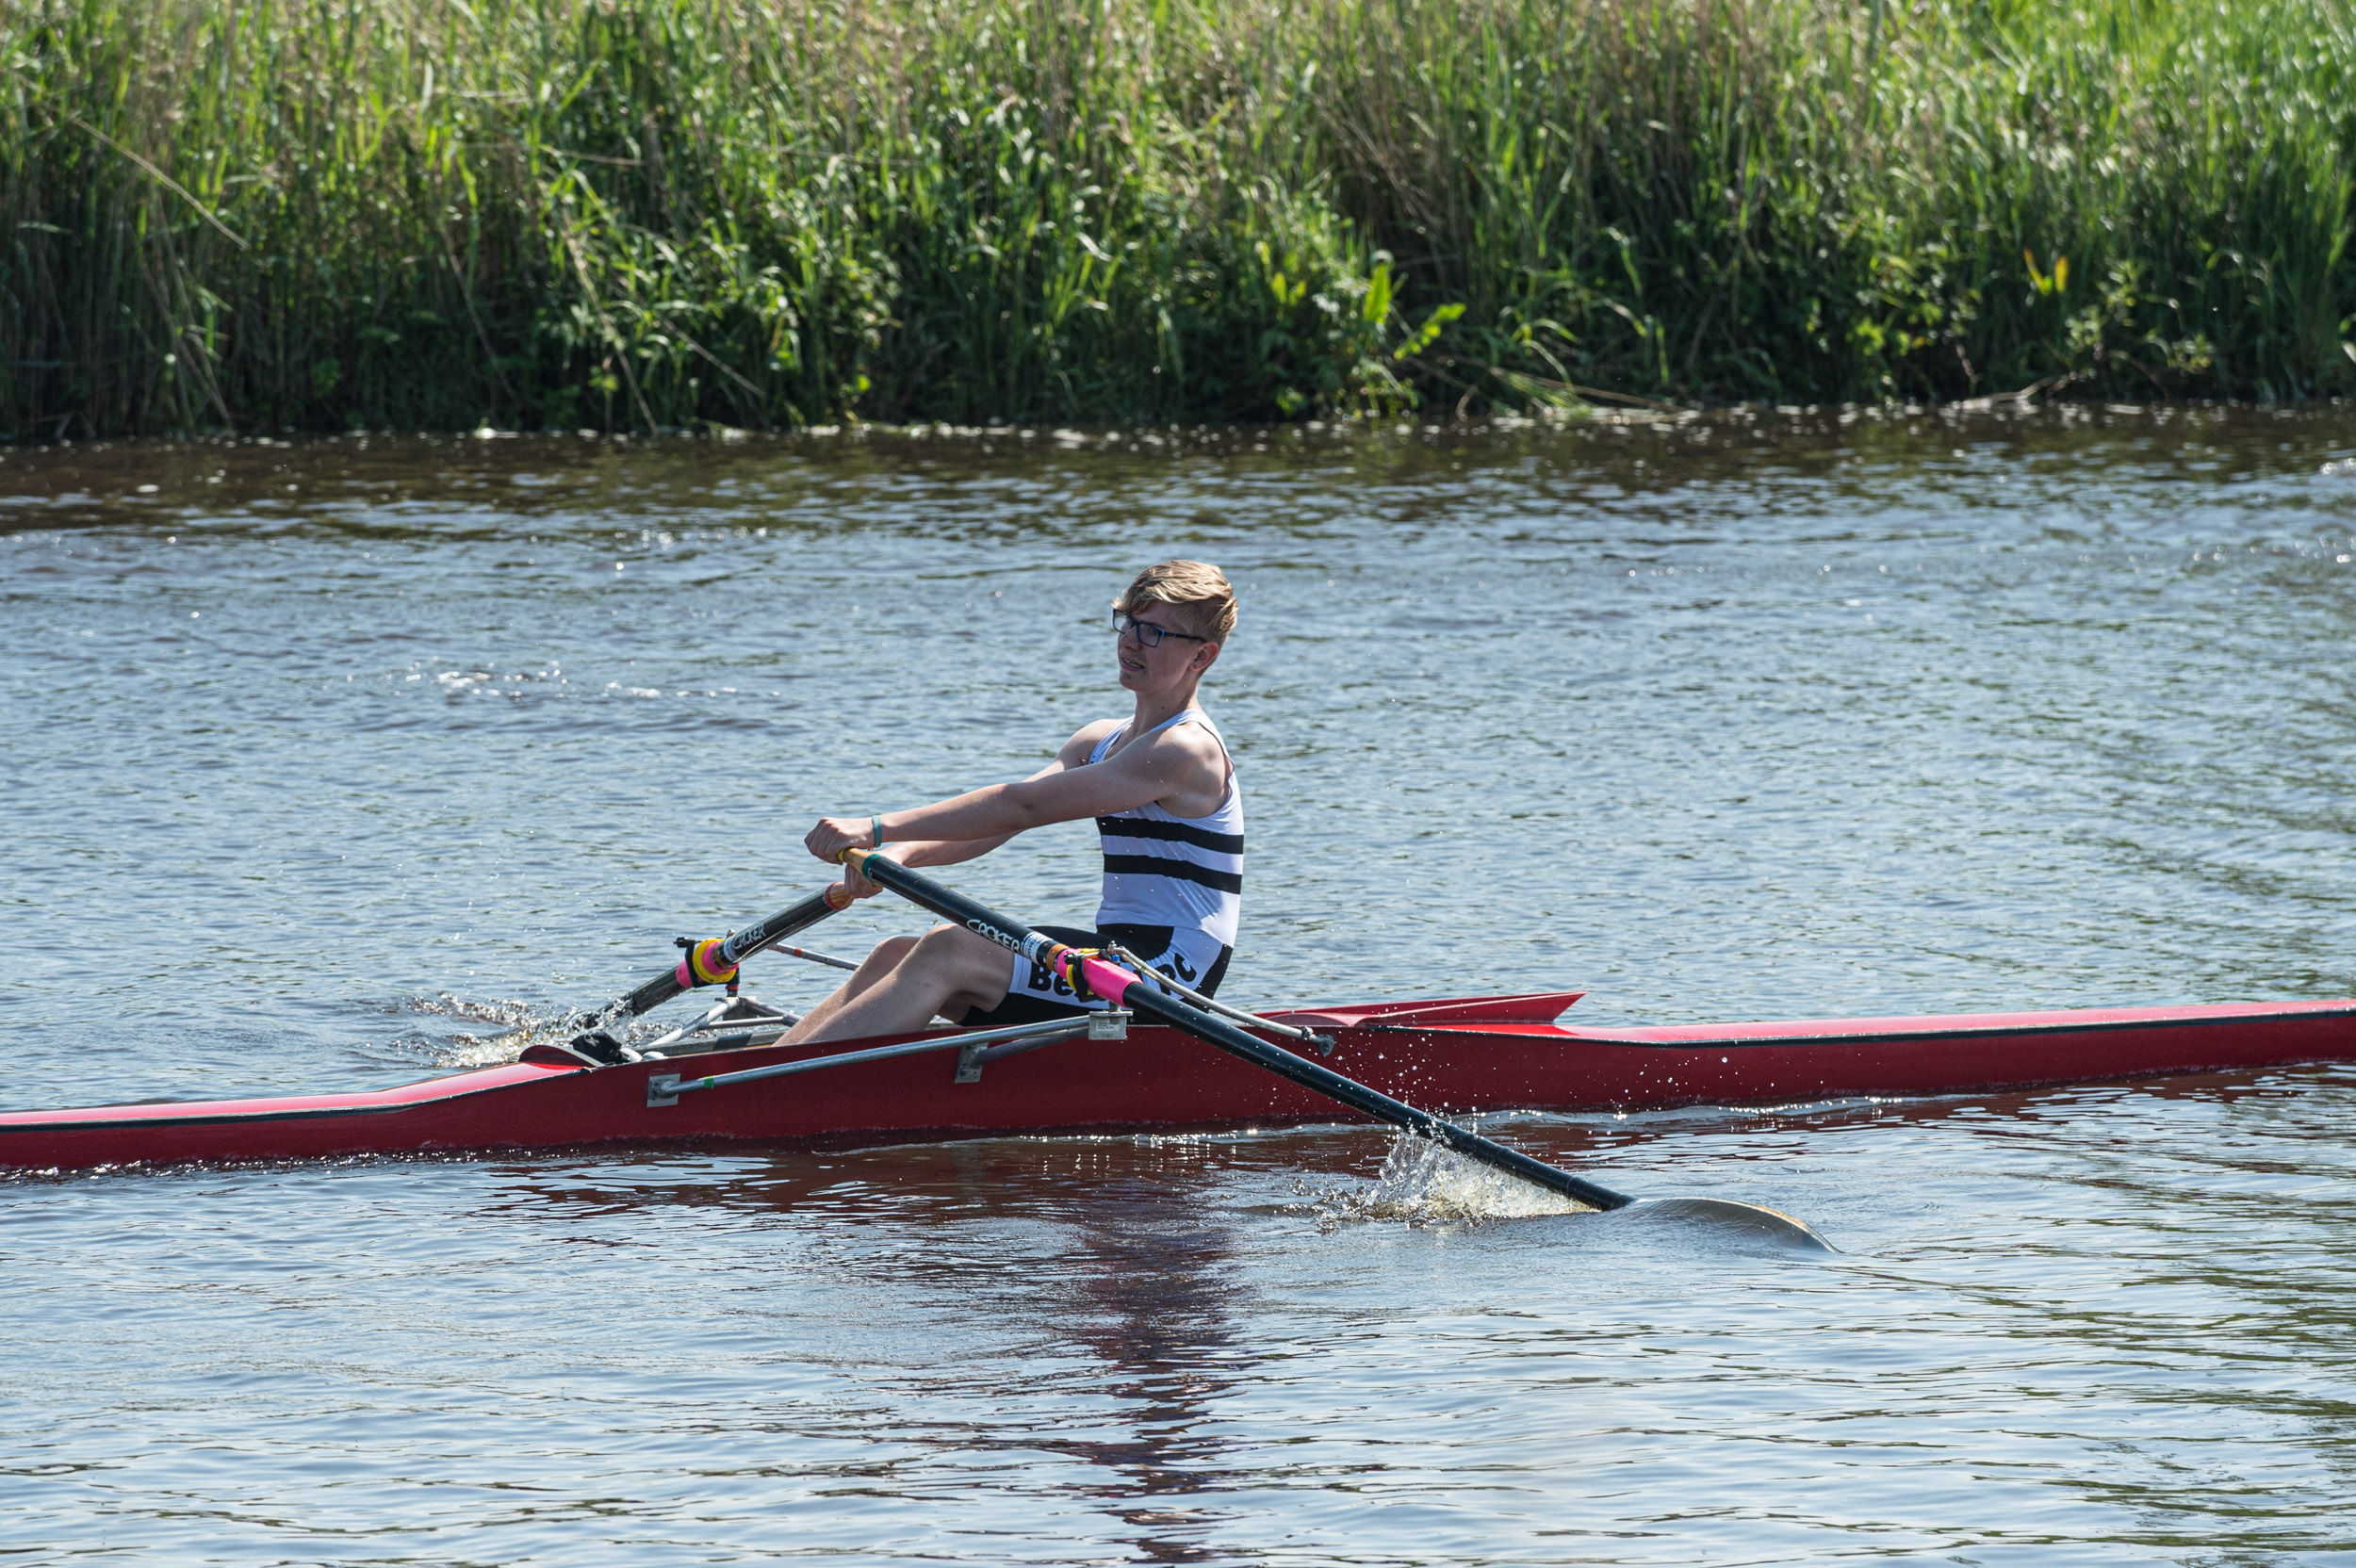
[609,883,855,1022]
[1110,972,1631,1210]
[843,850,1634,1212]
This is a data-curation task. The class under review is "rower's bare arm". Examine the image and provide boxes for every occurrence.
[879,832,1017,869]
[870,727,1218,843]
[806,726,1118,874]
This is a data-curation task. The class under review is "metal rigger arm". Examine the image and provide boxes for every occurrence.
[646,1009,1132,1106]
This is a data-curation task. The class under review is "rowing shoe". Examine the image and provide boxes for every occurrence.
[840,849,1835,1252]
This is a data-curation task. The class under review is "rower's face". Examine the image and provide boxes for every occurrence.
[1114,603,1219,690]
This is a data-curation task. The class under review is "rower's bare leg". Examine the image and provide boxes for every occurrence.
[792,923,1014,1045]
[778,934,918,1046]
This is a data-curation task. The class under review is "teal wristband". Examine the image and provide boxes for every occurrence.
[870,812,884,848]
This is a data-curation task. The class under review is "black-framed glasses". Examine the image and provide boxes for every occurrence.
[1112,612,1209,648]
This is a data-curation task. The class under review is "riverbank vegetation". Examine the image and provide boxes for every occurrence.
[4,0,2351,434]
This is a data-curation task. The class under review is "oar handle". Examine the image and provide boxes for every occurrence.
[838,849,1635,1212]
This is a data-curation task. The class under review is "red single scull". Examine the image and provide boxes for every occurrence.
[6,991,2350,1172]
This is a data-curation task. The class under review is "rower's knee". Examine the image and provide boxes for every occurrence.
[912,923,1013,988]
[844,934,919,988]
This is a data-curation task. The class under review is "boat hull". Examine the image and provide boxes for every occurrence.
[5,997,2351,1171]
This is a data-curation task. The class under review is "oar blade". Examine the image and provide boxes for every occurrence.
[1618,1196,1839,1252]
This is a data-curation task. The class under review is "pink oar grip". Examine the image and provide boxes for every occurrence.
[1075,953,1142,1004]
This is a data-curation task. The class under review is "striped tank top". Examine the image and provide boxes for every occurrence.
[1087,710,1244,947]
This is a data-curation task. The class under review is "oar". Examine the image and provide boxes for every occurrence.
[564,883,856,1062]
[841,849,1833,1250]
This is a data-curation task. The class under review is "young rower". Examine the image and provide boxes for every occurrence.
[786,560,1245,1044]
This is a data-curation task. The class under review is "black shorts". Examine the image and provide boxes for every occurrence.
[955,923,1234,1029]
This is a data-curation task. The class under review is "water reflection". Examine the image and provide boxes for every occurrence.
[477,1136,1260,1559]
[1051,1185,1246,1561]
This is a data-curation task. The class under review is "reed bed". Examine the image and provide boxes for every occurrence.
[4,0,2351,434]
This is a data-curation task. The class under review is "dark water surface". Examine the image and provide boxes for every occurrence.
[5,405,2355,1563]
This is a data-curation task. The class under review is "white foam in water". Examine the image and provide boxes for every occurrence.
[1305,1122,1596,1227]
[404,992,794,1070]
[404,993,575,1068]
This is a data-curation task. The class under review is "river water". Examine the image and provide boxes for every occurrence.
[4,405,2354,1563]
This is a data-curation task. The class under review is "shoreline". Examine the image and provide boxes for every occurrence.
[6,393,2353,459]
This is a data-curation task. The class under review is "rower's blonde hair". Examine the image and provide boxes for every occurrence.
[1117,560,1237,642]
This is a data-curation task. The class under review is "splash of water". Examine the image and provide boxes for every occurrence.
[1301,1122,1597,1229]
[400,992,746,1068]
[400,993,581,1068]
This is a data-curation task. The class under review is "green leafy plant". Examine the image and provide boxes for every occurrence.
[3,0,2349,435]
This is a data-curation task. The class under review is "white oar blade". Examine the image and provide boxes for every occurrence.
[1623,1197,1839,1252]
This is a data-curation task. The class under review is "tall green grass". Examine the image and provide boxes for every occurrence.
[4,0,2351,434]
